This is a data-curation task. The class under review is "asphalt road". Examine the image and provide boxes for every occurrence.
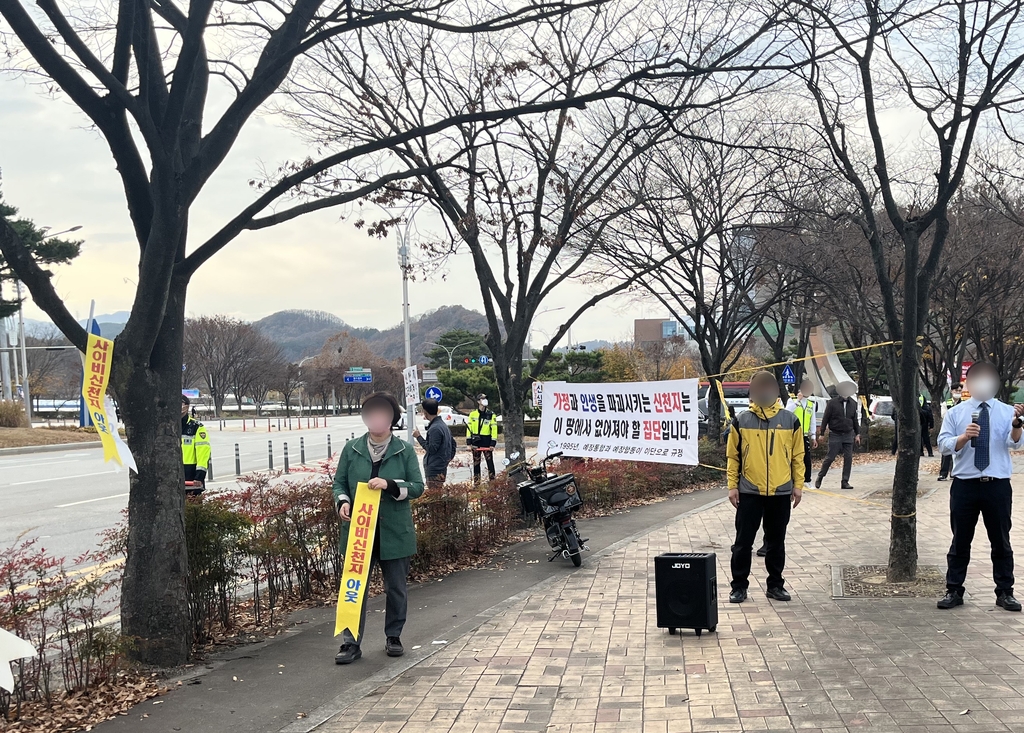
[0,419,364,563]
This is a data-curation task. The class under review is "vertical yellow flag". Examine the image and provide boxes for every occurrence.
[81,334,121,465]
[334,482,382,640]
[714,378,732,421]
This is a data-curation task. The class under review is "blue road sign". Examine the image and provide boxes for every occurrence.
[425,386,443,401]
[343,374,373,384]
[781,364,796,384]
[479,355,490,365]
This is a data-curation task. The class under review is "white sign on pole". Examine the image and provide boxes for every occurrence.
[532,381,543,409]
[402,365,420,406]
[538,379,699,464]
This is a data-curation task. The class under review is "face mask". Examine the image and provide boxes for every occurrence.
[752,393,778,408]
[838,387,855,399]
[479,399,488,407]
[362,411,392,434]
[967,376,999,402]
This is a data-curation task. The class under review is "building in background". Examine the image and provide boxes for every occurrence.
[634,318,681,347]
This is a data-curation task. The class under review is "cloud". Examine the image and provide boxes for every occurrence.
[0,81,633,340]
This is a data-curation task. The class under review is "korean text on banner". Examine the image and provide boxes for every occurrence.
[537,379,699,465]
[81,334,123,467]
[334,482,382,640]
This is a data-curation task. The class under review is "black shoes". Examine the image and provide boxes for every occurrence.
[766,587,792,602]
[937,591,964,609]
[814,476,823,489]
[997,593,1022,612]
[386,636,405,657]
[335,643,362,664]
[841,484,854,491]
[729,589,747,603]
[756,545,767,557]
[938,476,948,482]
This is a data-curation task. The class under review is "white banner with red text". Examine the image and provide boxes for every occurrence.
[537,379,699,465]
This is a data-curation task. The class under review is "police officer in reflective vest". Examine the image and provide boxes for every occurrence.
[466,393,498,483]
[788,379,818,487]
[181,394,211,496]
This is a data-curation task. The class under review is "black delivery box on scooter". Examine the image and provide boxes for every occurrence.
[654,553,718,637]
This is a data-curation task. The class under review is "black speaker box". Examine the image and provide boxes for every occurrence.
[654,552,718,637]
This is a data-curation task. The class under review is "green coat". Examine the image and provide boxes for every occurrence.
[332,434,425,561]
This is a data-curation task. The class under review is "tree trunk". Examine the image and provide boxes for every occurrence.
[888,330,923,580]
[495,359,526,458]
[116,279,191,665]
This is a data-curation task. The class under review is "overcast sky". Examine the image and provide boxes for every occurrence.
[0,79,644,346]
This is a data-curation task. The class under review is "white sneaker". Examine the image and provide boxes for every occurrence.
[804,482,813,489]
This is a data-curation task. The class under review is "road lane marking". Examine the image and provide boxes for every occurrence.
[13,470,119,486]
[55,492,129,507]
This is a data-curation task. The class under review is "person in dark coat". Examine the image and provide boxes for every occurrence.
[919,398,935,457]
[413,398,455,488]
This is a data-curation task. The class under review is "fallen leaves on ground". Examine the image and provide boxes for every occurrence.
[2,673,167,732]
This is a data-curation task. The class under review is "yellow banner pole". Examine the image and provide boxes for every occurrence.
[335,482,383,640]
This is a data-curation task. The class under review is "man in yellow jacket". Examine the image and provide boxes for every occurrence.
[726,371,804,604]
[466,393,499,483]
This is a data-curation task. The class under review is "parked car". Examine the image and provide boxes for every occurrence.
[869,396,894,424]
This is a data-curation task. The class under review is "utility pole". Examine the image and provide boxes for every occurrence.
[398,218,415,444]
[16,282,29,424]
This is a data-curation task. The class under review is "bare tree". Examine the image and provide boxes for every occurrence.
[0,0,661,663]
[273,362,303,416]
[595,114,798,438]
[184,317,252,417]
[790,0,1024,580]
[281,0,797,454]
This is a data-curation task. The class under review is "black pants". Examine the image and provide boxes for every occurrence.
[472,448,496,482]
[802,435,812,484]
[340,534,411,646]
[946,477,1014,597]
[920,426,933,456]
[939,454,953,479]
[731,493,792,591]
[818,433,854,486]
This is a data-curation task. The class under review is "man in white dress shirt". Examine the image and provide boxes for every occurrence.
[936,361,1024,611]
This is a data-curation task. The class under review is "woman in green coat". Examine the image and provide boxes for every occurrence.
[332,392,424,664]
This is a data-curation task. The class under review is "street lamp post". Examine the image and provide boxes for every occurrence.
[16,281,30,424]
[396,204,426,444]
[424,340,476,371]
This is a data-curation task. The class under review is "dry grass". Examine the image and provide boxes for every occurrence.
[0,427,100,449]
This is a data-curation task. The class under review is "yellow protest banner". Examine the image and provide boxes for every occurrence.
[334,482,382,640]
[81,334,121,465]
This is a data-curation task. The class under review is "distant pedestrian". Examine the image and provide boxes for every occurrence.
[937,362,1024,612]
[466,394,498,483]
[726,371,804,604]
[938,383,964,481]
[815,381,861,490]
[413,398,456,489]
[919,397,934,457]
[332,392,424,664]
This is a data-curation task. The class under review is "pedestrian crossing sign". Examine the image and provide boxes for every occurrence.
[781,364,796,384]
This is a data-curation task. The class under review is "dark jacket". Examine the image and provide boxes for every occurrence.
[819,396,859,437]
[919,403,934,430]
[416,415,454,477]
[332,434,425,561]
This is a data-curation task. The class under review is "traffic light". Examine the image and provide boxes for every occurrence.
[464,358,470,364]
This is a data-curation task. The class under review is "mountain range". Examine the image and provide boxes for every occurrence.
[254,305,494,362]
[25,306,610,362]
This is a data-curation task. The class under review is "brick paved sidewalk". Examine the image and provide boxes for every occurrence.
[318,456,1024,733]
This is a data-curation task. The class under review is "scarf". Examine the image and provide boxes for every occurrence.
[367,435,392,463]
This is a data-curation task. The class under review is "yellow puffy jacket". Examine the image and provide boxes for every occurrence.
[726,402,804,496]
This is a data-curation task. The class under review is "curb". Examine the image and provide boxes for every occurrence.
[0,441,101,457]
[280,493,729,733]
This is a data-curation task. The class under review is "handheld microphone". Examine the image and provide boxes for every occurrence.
[971,410,981,447]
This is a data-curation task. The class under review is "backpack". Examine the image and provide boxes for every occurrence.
[444,425,458,464]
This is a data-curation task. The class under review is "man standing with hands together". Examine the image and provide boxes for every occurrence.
[937,362,1024,611]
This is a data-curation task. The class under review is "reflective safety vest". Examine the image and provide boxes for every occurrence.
[182,417,211,479]
[792,400,814,436]
[466,409,498,447]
